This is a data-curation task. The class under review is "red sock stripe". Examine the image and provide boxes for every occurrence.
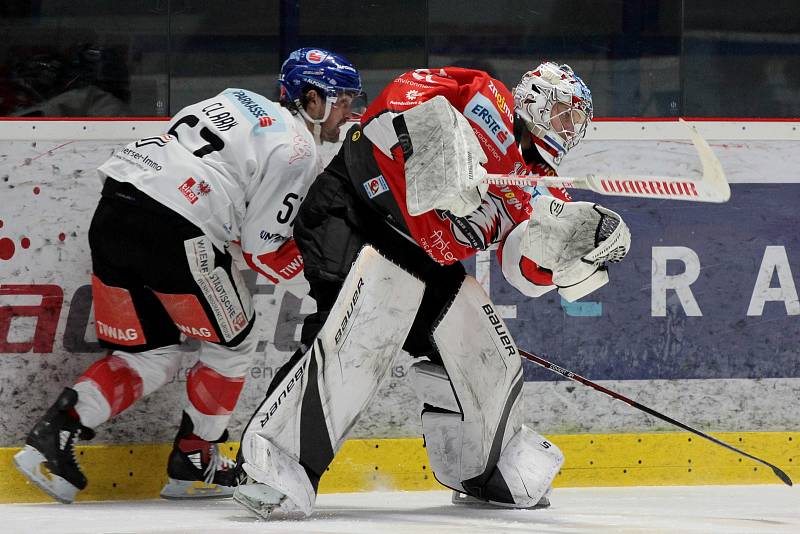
[76,354,144,417]
[186,363,245,416]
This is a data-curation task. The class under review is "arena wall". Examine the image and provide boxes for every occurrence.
[1,119,799,501]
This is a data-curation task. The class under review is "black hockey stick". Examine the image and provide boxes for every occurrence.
[518,348,793,486]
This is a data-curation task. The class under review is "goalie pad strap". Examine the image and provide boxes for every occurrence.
[410,361,460,413]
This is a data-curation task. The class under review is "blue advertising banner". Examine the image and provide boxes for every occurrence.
[485,184,800,381]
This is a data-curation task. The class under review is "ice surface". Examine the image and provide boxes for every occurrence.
[2,486,799,533]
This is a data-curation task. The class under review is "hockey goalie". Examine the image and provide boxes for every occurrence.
[235,63,631,518]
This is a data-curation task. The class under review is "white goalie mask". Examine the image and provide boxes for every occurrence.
[514,62,593,167]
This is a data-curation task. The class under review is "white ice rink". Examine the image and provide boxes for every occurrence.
[2,486,798,534]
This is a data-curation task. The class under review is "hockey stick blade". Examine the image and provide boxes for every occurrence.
[486,119,731,203]
[518,348,792,486]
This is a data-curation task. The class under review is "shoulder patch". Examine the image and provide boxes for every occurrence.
[363,175,390,199]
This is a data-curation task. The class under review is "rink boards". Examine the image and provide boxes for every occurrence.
[1,432,798,503]
[1,119,799,500]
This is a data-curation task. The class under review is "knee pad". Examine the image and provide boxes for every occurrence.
[184,337,257,439]
[413,276,557,504]
[241,246,425,512]
[184,362,246,440]
[73,346,182,428]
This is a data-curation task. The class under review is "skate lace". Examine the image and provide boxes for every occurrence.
[65,430,80,468]
[203,443,236,484]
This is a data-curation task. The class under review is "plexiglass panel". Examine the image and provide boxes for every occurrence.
[0,1,797,117]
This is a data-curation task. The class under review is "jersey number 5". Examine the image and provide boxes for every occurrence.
[277,193,300,224]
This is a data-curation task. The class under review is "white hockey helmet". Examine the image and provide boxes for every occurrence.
[514,62,593,167]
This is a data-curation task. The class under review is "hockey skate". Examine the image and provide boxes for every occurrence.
[159,412,238,499]
[13,387,96,504]
[451,487,552,510]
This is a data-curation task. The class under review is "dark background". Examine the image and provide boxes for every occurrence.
[1,1,798,117]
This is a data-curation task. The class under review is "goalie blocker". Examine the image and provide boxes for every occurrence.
[237,247,561,517]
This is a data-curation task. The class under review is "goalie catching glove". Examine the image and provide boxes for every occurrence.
[522,195,630,301]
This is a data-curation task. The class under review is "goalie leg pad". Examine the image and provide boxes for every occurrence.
[241,246,424,515]
[431,276,523,482]
[415,276,559,506]
[414,276,522,489]
[482,425,563,508]
[241,434,314,516]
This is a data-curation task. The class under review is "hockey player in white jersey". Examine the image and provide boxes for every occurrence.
[13,47,362,504]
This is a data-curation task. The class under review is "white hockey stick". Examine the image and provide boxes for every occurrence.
[485,119,730,203]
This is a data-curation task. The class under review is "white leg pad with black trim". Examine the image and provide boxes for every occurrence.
[241,246,424,516]
[416,275,562,506]
[241,434,314,515]
[491,425,563,508]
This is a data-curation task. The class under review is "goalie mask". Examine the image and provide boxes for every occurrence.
[514,62,593,167]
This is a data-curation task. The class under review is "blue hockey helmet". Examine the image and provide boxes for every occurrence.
[279,47,362,107]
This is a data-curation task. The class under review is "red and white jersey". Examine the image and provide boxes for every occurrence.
[98,88,320,283]
[360,68,568,294]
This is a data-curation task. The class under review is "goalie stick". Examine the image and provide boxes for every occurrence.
[518,348,793,486]
[486,119,730,203]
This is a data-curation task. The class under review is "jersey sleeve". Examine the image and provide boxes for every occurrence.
[361,69,467,159]
[239,139,319,283]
